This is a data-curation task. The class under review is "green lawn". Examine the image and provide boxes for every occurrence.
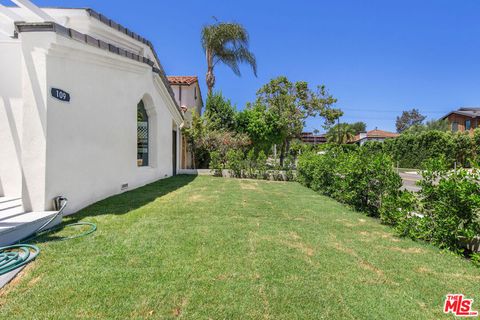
[1,175,478,319]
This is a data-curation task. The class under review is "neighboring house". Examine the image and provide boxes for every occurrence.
[167,76,203,169]
[300,132,327,144]
[0,2,184,219]
[441,107,480,134]
[351,129,399,146]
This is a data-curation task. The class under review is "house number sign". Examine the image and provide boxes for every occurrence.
[51,88,70,102]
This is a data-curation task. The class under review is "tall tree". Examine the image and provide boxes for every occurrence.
[326,123,356,144]
[349,121,367,134]
[405,118,449,134]
[201,21,257,95]
[236,102,282,154]
[204,92,237,131]
[395,108,426,133]
[255,76,342,164]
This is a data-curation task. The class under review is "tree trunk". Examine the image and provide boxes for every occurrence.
[206,69,215,96]
[205,49,215,96]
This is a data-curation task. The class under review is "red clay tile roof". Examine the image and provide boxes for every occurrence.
[351,129,399,143]
[167,76,198,85]
[366,129,399,138]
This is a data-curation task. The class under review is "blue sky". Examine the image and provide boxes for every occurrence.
[29,0,480,132]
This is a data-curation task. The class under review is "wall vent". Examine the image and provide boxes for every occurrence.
[121,183,129,191]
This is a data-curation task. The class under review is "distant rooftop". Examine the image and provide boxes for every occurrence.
[364,129,399,138]
[442,107,480,119]
[167,76,198,86]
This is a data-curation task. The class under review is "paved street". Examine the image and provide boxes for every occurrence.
[399,171,422,192]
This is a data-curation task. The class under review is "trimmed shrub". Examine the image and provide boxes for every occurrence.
[256,151,268,179]
[209,151,222,176]
[226,149,245,178]
[382,130,479,169]
[297,148,401,217]
[416,158,480,250]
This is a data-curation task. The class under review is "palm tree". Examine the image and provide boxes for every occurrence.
[326,123,356,144]
[201,21,257,95]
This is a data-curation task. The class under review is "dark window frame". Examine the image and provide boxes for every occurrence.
[137,100,149,167]
[465,119,471,130]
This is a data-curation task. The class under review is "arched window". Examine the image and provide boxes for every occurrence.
[137,100,149,166]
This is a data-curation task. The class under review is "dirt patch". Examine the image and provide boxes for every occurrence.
[292,217,305,221]
[240,181,258,190]
[357,230,401,242]
[280,239,315,257]
[287,231,301,241]
[388,246,425,254]
[27,276,41,287]
[335,219,357,228]
[172,298,189,317]
[417,267,431,273]
[358,260,384,277]
[416,268,480,281]
[258,285,271,320]
[331,237,391,281]
[277,232,315,258]
[333,241,357,257]
[188,194,206,202]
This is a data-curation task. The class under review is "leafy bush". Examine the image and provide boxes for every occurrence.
[380,191,418,227]
[472,253,480,267]
[283,155,296,181]
[337,149,402,216]
[382,130,479,169]
[245,149,257,179]
[256,151,268,179]
[298,147,480,264]
[297,148,401,217]
[380,156,480,254]
[209,151,222,176]
[415,158,480,250]
[296,149,338,193]
[226,149,245,178]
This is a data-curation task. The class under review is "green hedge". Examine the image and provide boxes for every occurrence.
[380,157,480,252]
[297,148,401,217]
[364,129,480,168]
[297,149,480,262]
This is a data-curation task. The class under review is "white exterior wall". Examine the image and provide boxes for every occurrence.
[0,39,23,198]
[1,27,182,214]
[170,82,202,169]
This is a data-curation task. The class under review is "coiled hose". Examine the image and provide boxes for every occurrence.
[0,197,96,276]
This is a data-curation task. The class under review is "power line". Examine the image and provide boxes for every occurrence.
[339,108,446,115]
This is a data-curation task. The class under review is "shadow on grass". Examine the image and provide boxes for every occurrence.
[28,175,197,244]
[68,174,197,222]
[29,175,197,244]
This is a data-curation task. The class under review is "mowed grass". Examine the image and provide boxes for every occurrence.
[0,175,478,319]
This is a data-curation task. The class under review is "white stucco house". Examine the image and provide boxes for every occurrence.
[0,1,195,243]
[167,76,203,169]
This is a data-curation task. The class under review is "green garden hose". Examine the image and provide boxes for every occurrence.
[29,221,97,242]
[0,222,96,276]
[0,197,97,276]
[0,244,40,276]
